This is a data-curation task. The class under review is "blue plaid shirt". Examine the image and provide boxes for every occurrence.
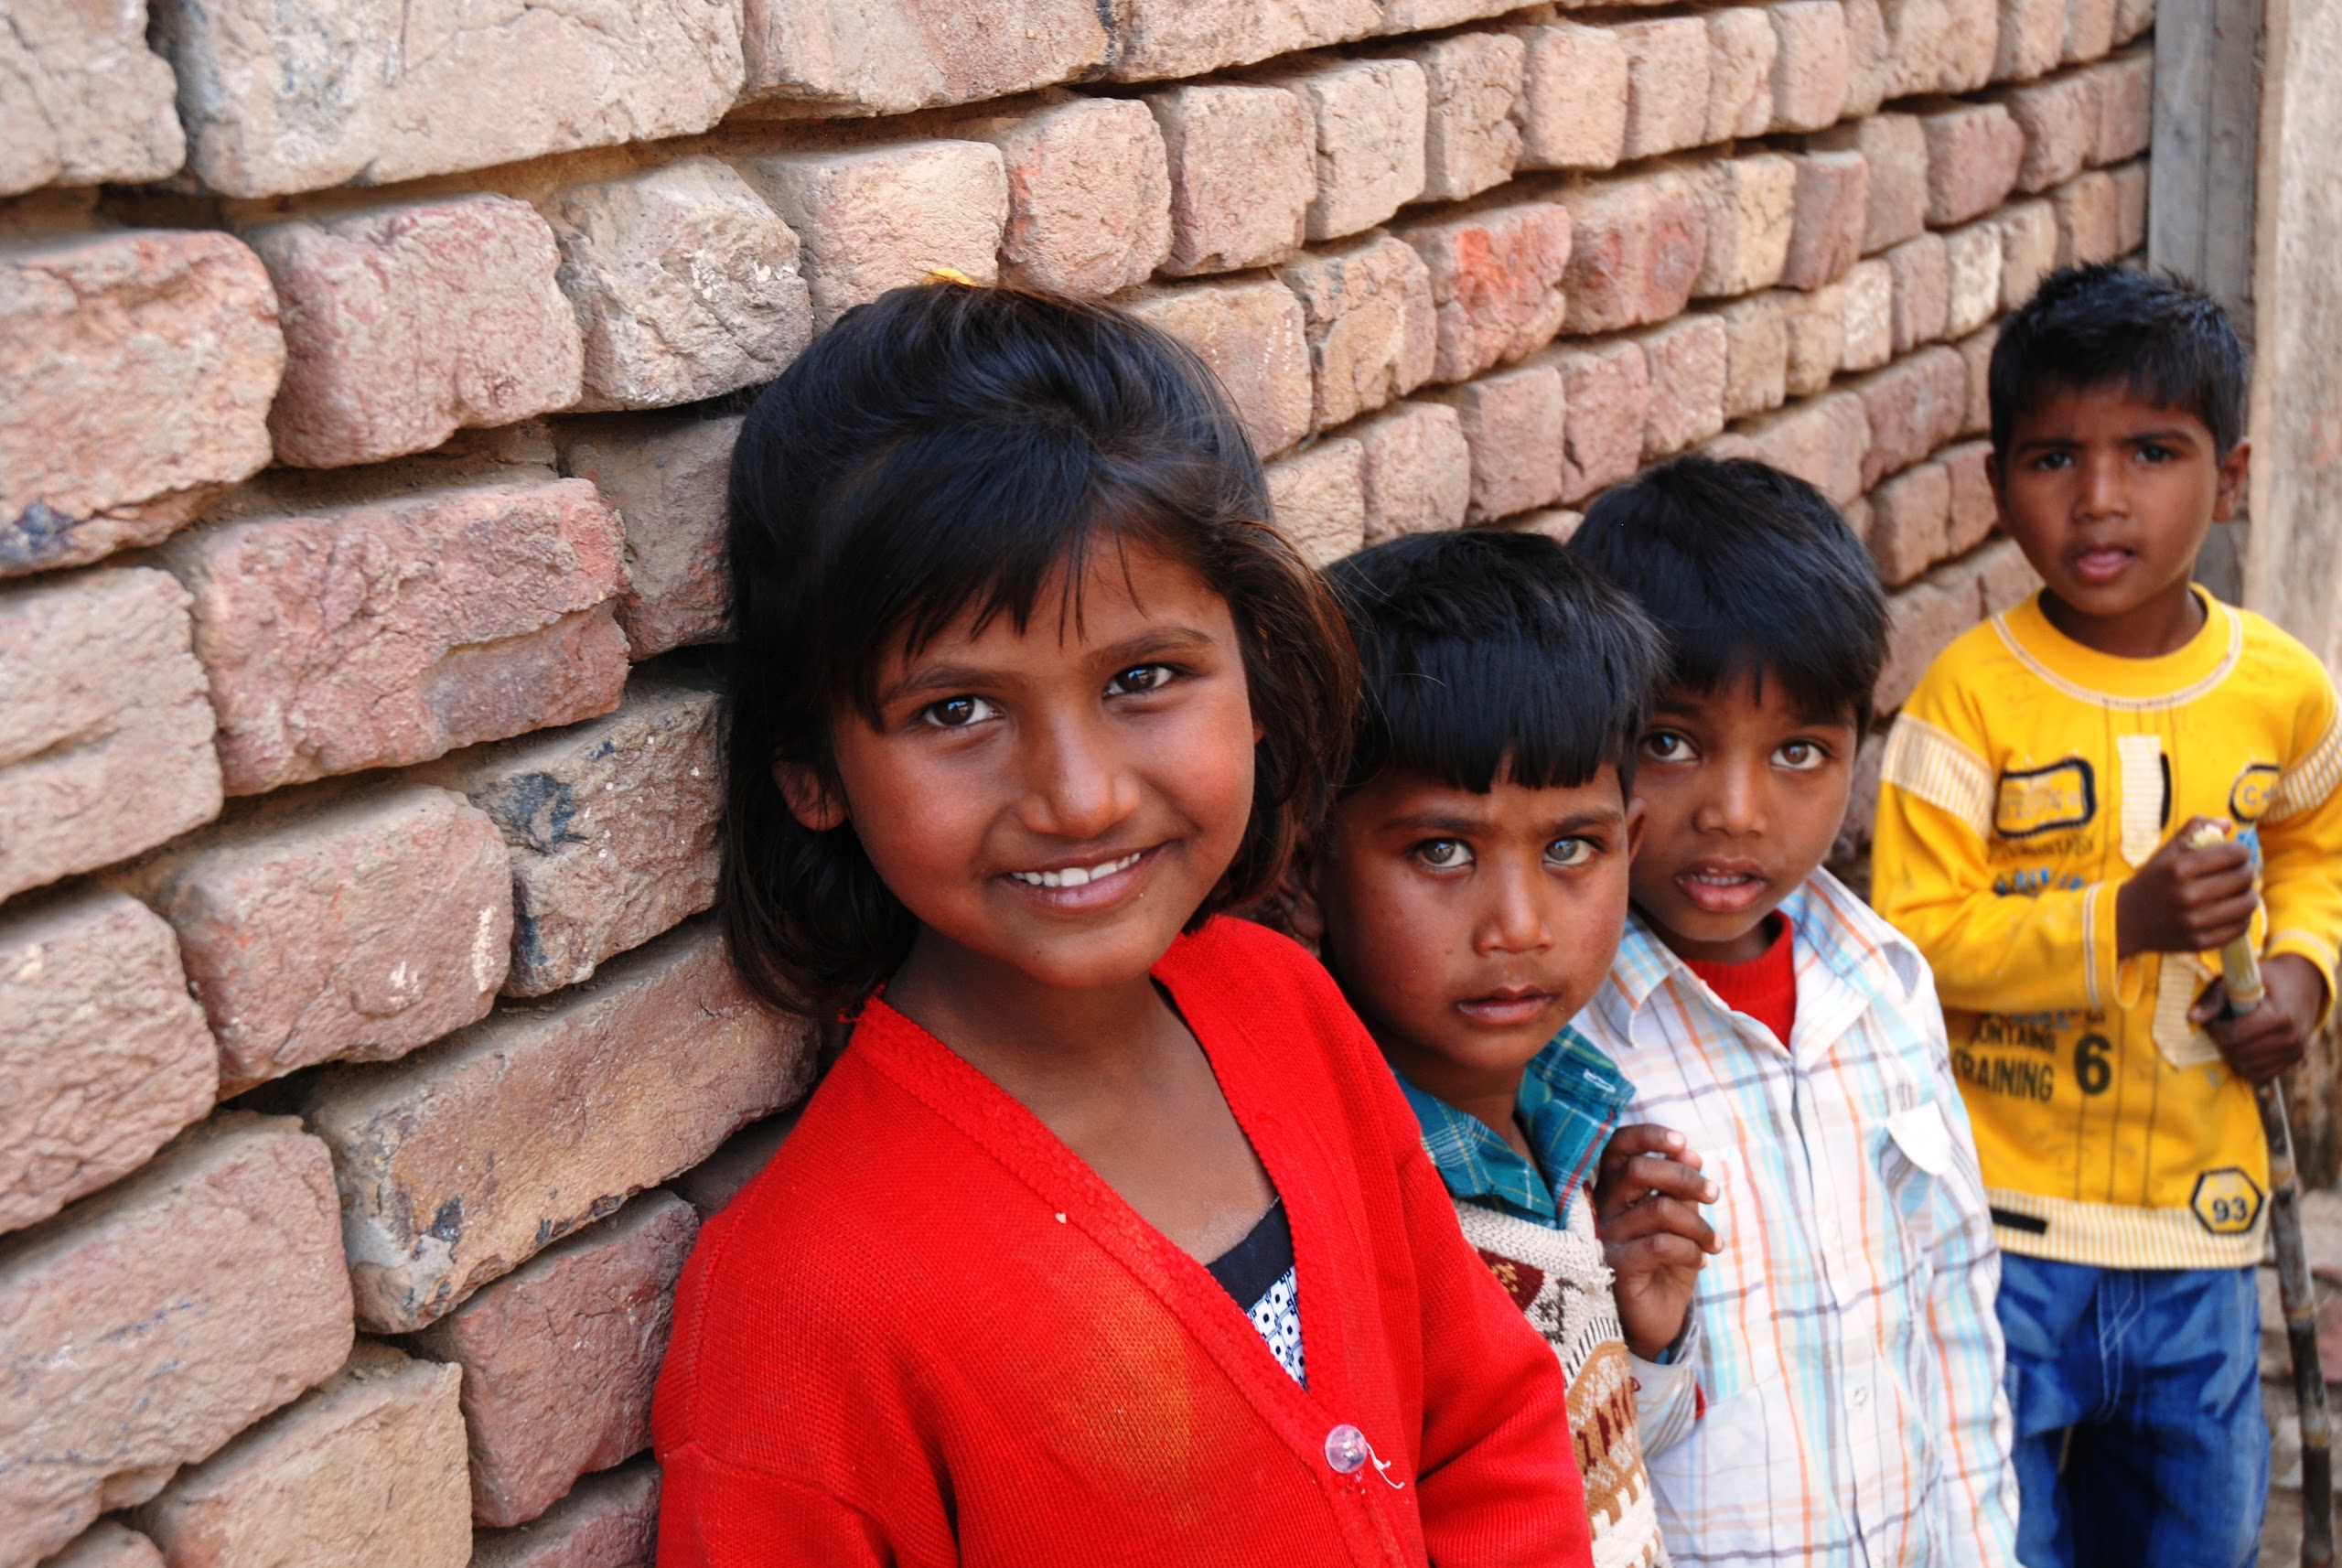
[1393,1026,1635,1228]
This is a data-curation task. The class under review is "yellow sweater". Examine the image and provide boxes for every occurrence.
[1873,589,2342,1269]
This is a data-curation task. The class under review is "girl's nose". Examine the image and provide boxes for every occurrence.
[1017,711,1140,840]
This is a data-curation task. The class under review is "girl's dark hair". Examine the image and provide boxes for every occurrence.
[1569,454,1887,731]
[1327,530,1666,798]
[719,283,1358,1014]
[1990,263,2249,457]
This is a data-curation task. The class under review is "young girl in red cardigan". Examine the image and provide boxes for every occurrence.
[651,284,1593,1567]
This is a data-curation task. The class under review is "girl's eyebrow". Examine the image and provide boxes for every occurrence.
[878,625,1221,706]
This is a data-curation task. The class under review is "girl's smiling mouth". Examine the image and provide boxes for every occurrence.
[1008,849,1149,889]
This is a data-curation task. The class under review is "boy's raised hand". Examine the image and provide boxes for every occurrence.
[2115,816,2257,957]
[2191,953,2326,1085]
[1594,1124,1721,1362]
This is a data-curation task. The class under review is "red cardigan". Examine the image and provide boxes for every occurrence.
[652,917,1592,1567]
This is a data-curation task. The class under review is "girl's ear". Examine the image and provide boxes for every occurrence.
[774,760,849,832]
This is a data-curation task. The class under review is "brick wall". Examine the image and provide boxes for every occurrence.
[1,2,2151,1563]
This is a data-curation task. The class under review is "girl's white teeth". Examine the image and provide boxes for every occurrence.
[1012,852,1143,889]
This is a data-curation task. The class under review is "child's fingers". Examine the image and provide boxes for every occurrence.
[1599,1123,1692,1182]
[1605,1154,1717,1208]
[1606,1231,1712,1276]
[1601,1195,1719,1253]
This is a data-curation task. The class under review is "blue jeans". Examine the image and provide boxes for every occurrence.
[1996,1254,2268,1568]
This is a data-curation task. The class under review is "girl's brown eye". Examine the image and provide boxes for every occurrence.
[1107,663,1174,695]
[922,694,997,728]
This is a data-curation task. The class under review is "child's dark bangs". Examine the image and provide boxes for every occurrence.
[1359,632,1638,796]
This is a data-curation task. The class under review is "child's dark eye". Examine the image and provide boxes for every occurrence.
[2031,451,2073,472]
[1643,731,1691,762]
[2137,443,2175,464]
[1776,739,1827,770]
[920,694,999,729]
[1415,839,1472,869]
[1545,837,1592,868]
[1105,663,1176,696]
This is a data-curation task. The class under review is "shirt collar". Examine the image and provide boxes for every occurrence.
[1396,1026,1635,1227]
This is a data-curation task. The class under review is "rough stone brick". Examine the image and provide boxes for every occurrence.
[548,160,811,413]
[2053,169,2123,264]
[2113,0,2155,42]
[1426,365,1565,524]
[1944,220,2004,336]
[1778,284,1848,396]
[1842,0,1895,115]
[1715,295,1792,420]
[1768,0,1852,132]
[1265,440,1369,567]
[2064,0,2118,61]
[136,1343,467,1568]
[1996,0,2068,80]
[743,141,1007,331]
[1277,233,1438,432]
[1812,113,1928,255]
[295,920,812,1334]
[1108,0,1380,81]
[1996,198,2060,307]
[556,415,739,660]
[38,1522,164,1568]
[962,96,1170,295]
[1542,339,1653,503]
[1393,32,1526,203]
[1879,0,1998,95]
[1514,21,1628,171]
[2111,159,2148,253]
[469,1461,659,1568]
[2001,71,2101,192]
[1355,402,1474,542]
[1705,8,1781,143]
[1636,315,1730,459]
[1379,0,1531,27]
[1877,569,1977,712]
[0,892,213,1237]
[165,477,628,796]
[1618,19,1714,160]
[1973,534,2044,614]
[1399,199,1574,381]
[670,1111,799,1218]
[739,0,1106,114]
[1941,438,2000,553]
[1557,173,1703,335]
[1957,325,1995,434]
[1781,150,1870,291]
[1885,231,1951,352]
[1718,389,1871,505]
[0,568,221,903]
[248,197,583,469]
[2091,48,2154,165]
[1919,102,2027,225]
[413,1193,694,1529]
[0,0,182,196]
[1867,459,1953,584]
[421,671,721,1000]
[1123,278,1313,457]
[1511,509,1586,543]
[156,0,741,199]
[1145,85,1314,275]
[0,1116,354,1565]
[124,789,509,1096]
[1,231,282,576]
[1692,153,1799,298]
[1268,59,1428,241]
[1855,345,1970,487]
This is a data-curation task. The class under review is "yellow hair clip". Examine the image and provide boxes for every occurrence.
[923,266,981,287]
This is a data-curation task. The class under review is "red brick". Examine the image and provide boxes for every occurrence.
[1269,59,1428,241]
[1842,0,1895,115]
[248,197,583,469]
[670,1111,799,1219]
[137,1343,469,1568]
[1918,102,2026,225]
[1885,231,1951,352]
[1973,534,2045,613]
[1778,283,1848,396]
[1557,173,1703,334]
[0,1117,354,1565]
[1108,0,1380,81]
[1145,85,1314,275]
[1716,295,1791,419]
[556,414,739,659]
[1957,325,1996,435]
[0,567,222,902]
[414,1192,695,1527]
[1266,438,1369,567]
[1941,438,2000,553]
[124,788,510,1095]
[2112,159,2148,253]
[1867,459,1953,584]
[295,920,812,1334]
[165,477,628,795]
[1,231,282,575]
[1720,389,1871,506]
[1854,345,1970,487]
[2001,70,2101,192]
[1514,21,1628,171]
[1378,0,1529,27]
[469,1461,659,1568]
[2091,48,2153,165]
[1278,233,1438,431]
[1399,199,1574,381]
[2053,169,2123,264]
[1355,401,1474,541]
[2113,0,2154,44]
[1706,8,1780,143]
[742,141,1007,331]
[1618,19,1714,159]
[740,0,1103,116]
[1768,0,1852,132]
[0,891,214,1237]
[1879,0,1997,95]
[965,95,1170,295]
[1781,150,1870,290]
[420,670,721,1000]
[38,1522,164,1568]
[0,2,181,196]
[1995,0,2068,81]
[2063,0,2117,62]
[1693,153,1799,298]
[1637,315,1730,460]
[1123,278,1313,457]
[1812,113,1928,255]
[1876,570,1975,714]
[1426,364,1564,524]
[1944,220,2005,336]
[1392,31,1525,203]
[1840,257,1896,372]
[1510,509,1586,544]
[1996,198,2060,307]
[1545,338,1654,503]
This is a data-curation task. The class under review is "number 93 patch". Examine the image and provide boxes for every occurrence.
[2190,1167,2265,1234]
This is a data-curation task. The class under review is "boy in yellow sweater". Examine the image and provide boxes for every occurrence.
[1873,264,2342,1566]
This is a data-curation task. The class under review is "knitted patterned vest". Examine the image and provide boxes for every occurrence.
[1451,1197,1668,1568]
